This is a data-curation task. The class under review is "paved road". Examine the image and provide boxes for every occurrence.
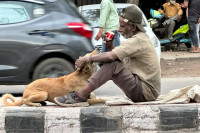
[1,77,200,96]
[160,77,200,94]
[94,77,200,96]
[0,77,200,107]
[1,51,199,96]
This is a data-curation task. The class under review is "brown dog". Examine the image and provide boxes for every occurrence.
[2,49,105,106]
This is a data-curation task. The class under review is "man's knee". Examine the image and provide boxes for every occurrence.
[102,60,125,74]
[170,21,176,27]
[103,59,122,66]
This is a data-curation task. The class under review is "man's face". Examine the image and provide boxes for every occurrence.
[118,17,134,39]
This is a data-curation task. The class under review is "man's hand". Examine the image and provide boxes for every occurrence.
[95,31,102,41]
[177,15,181,22]
[181,3,185,8]
[95,28,103,41]
[163,13,168,18]
[181,1,188,8]
[103,33,114,51]
[75,56,88,70]
[198,17,200,24]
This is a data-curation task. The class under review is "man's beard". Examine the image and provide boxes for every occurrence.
[122,30,134,39]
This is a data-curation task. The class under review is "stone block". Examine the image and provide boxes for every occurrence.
[5,107,45,133]
[122,105,159,131]
[0,108,6,133]
[80,106,122,133]
[45,108,81,133]
[159,106,198,130]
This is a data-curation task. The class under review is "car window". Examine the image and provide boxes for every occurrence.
[81,7,147,27]
[81,9,100,27]
[0,1,45,25]
[0,4,30,24]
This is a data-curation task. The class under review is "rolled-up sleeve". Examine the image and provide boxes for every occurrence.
[112,37,142,61]
[158,8,164,15]
[158,4,166,14]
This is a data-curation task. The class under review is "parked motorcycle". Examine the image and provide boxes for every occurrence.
[148,9,192,51]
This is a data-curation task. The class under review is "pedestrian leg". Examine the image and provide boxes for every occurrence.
[168,21,175,39]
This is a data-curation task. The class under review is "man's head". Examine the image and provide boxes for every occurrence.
[118,4,145,39]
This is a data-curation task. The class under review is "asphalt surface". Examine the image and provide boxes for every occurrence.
[1,50,200,96]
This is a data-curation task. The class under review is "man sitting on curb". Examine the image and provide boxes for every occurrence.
[54,5,161,106]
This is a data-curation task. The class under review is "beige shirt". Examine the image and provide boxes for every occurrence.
[112,32,161,101]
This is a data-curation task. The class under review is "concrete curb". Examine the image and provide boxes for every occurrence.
[0,104,200,132]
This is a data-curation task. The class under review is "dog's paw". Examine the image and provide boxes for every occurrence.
[35,103,42,107]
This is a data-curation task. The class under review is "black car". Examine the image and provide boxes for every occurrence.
[0,0,94,84]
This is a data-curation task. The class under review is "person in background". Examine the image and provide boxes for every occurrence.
[54,5,161,107]
[95,0,120,53]
[182,0,200,53]
[158,0,183,41]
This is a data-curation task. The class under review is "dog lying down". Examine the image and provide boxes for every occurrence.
[2,49,106,107]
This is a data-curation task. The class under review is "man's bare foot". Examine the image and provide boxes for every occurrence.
[189,46,200,53]
[195,46,200,52]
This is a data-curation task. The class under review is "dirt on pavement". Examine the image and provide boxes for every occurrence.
[161,51,200,78]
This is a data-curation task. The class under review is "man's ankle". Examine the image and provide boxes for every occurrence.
[76,91,87,99]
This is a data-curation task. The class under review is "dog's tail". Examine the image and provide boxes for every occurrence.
[87,98,106,105]
[2,94,23,106]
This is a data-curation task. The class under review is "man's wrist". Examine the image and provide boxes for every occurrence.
[88,55,93,64]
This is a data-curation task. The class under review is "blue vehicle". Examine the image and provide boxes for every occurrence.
[148,9,192,50]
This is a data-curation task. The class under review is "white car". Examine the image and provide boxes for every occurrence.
[78,3,161,59]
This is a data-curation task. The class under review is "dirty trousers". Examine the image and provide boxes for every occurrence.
[88,60,146,102]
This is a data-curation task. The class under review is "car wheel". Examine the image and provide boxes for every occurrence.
[33,58,74,80]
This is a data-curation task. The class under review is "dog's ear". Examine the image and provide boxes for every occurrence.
[90,49,99,55]
[85,49,99,56]
[81,63,91,74]
[80,49,99,74]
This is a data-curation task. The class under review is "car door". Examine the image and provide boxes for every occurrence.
[0,1,53,79]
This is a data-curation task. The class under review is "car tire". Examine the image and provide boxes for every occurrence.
[33,58,74,80]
